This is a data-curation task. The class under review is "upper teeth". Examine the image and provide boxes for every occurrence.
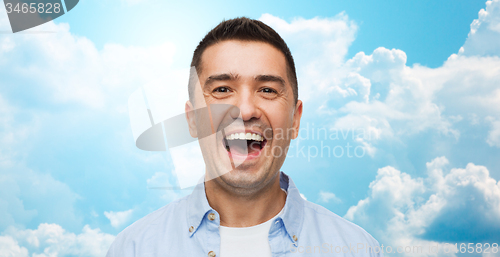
[226,132,264,141]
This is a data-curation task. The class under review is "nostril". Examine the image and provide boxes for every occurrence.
[237,101,260,121]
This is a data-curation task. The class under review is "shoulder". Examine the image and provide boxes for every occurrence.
[301,200,380,246]
[106,196,188,257]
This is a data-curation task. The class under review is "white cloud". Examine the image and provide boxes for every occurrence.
[0,164,81,232]
[486,116,500,147]
[335,47,462,139]
[262,2,500,155]
[345,156,500,256]
[460,0,500,56]
[318,191,341,203]
[0,60,85,236]
[146,171,171,187]
[104,209,134,229]
[1,2,500,256]
[0,9,178,112]
[146,171,181,201]
[260,15,462,155]
[0,95,29,168]
[0,236,29,257]
[2,223,114,257]
[260,13,358,102]
[260,13,357,60]
[0,0,186,232]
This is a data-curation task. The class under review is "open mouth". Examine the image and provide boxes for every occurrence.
[223,132,267,158]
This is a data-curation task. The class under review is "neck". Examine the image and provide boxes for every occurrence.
[205,172,286,227]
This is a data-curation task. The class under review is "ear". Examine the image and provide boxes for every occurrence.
[185,100,198,138]
[291,100,303,139]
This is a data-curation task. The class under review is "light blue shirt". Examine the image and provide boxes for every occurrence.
[106,172,383,256]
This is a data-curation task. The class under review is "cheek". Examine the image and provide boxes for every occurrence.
[266,110,294,139]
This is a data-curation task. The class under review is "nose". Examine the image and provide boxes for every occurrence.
[231,89,261,121]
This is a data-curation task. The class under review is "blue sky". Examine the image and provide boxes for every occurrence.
[57,0,485,68]
[1,0,500,256]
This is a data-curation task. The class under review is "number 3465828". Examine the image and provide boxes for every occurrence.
[5,3,62,14]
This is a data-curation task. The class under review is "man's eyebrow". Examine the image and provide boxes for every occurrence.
[204,73,239,88]
[255,75,286,87]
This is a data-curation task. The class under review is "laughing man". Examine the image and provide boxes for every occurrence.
[106,17,382,257]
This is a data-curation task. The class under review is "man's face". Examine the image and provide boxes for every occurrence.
[186,40,302,192]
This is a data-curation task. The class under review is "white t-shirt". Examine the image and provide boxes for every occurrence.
[219,207,284,257]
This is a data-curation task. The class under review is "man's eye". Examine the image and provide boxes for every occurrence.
[261,88,277,94]
[213,87,230,93]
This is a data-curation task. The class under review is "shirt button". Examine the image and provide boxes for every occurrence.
[189,226,194,232]
[208,213,216,221]
[293,235,298,241]
[208,251,216,257]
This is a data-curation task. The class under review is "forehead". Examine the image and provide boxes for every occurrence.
[199,40,288,81]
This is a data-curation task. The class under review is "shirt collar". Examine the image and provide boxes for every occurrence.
[279,172,305,244]
[186,171,305,242]
[186,180,213,237]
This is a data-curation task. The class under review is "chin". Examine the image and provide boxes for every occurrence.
[219,167,273,189]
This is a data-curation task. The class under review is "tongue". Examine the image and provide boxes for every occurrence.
[248,141,261,154]
[227,139,248,155]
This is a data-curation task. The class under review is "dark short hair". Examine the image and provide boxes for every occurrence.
[188,17,298,104]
